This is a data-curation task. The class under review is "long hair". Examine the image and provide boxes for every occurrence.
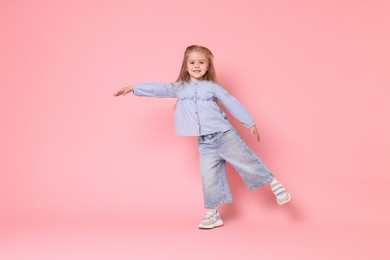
[176,45,217,83]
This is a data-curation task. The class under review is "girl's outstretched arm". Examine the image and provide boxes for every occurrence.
[113,85,134,96]
[115,83,177,98]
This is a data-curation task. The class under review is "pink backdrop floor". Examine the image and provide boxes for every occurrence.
[1,219,388,259]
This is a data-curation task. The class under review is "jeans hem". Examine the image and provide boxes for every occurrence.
[248,175,274,191]
[205,199,233,209]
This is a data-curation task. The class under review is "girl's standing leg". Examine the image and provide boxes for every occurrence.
[197,133,232,229]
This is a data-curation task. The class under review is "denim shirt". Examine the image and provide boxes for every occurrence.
[133,81,255,136]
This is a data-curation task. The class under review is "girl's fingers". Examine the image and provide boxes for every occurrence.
[251,126,260,142]
[114,89,124,96]
[114,87,132,96]
[256,130,260,142]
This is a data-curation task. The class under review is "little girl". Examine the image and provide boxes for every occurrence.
[114,45,291,229]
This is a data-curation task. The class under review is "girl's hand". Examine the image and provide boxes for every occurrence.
[113,86,134,96]
[250,125,260,142]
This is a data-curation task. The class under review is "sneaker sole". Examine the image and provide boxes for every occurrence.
[277,192,291,205]
[198,220,223,230]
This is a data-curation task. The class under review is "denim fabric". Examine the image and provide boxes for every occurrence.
[133,81,255,136]
[198,128,274,209]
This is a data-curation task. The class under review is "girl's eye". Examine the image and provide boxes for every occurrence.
[189,61,195,64]
[200,61,204,64]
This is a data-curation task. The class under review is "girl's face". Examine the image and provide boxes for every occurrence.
[186,51,208,82]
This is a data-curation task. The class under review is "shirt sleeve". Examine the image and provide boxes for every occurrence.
[213,84,255,128]
[133,82,178,98]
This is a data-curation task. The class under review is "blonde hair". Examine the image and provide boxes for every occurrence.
[176,45,217,83]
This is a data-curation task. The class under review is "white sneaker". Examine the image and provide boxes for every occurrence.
[271,179,291,205]
[198,209,223,229]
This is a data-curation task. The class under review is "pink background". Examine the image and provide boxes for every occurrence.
[1,0,389,259]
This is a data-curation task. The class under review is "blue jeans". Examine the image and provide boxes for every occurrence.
[198,128,274,209]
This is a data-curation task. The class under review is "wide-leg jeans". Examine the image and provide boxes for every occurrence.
[198,128,274,209]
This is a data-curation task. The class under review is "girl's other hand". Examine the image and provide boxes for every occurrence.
[250,125,260,142]
[113,86,133,96]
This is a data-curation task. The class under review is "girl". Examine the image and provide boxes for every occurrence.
[114,45,291,229]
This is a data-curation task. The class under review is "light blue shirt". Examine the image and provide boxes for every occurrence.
[133,81,255,136]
